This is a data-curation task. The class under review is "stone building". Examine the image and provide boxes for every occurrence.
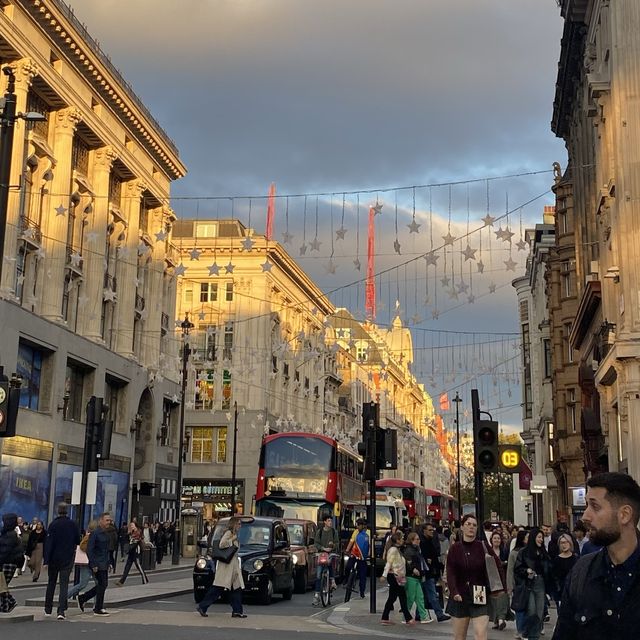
[552,0,640,481]
[0,0,186,526]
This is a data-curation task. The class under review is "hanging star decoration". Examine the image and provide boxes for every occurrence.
[504,256,518,271]
[407,219,421,234]
[442,232,456,246]
[353,257,361,270]
[282,231,294,245]
[309,237,322,251]
[462,244,477,261]
[477,260,485,273]
[467,294,476,304]
[495,227,506,241]
[440,275,450,287]
[138,243,150,257]
[69,251,82,268]
[155,229,167,242]
[207,262,220,276]
[424,251,439,266]
[261,259,273,272]
[411,313,422,325]
[55,204,67,217]
[174,263,187,276]
[325,259,337,274]
[189,247,201,261]
[241,235,255,251]
[336,226,348,240]
[393,238,401,254]
[482,213,495,227]
[299,243,307,256]
[225,261,235,273]
[198,310,206,321]
[501,227,515,243]
[516,238,528,251]
[103,287,116,302]
[448,288,459,300]
[488,282,497,293]
[456,280,469,294]
[85,231,99,243]
[372,202,383,215]
[432,309,440,320]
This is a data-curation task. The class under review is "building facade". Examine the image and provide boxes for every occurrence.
[552,0,640,481]
[0,0,186,526]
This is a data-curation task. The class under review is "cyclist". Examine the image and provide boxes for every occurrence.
[344,518,370,598]
[312,515,339,606]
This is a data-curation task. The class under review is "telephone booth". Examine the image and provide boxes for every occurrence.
[181,508,202,558]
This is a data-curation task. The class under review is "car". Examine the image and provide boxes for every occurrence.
[193,515,294,605]
[285,519,318,593]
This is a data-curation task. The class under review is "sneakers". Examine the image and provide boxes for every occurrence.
[420,618,434,624]
[115,581,124,587]
[401,619,416,625]
[437,614,452,622]
[312,594,320,606]
[196,607,208,617]
[380,620,395,625]
[77,598,85,613]
[93,610,110,617]
[57,614,65,621]
[231,613,247,618]
[330,579,337,591]
[544,615,550,622]
[44,611,52,617]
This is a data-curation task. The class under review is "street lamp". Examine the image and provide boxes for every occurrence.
[172,312,194,565]
[452,392,463,520]
[0,67,46,285]
[230,400,239,515]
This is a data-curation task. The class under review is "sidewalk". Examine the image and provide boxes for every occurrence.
[328,587,558,639]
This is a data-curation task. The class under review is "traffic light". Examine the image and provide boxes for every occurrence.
[358,402,379,481]
[473,419,499,473]
[84,396,112,471]
[0,367,20,438]
[376,427,398,470]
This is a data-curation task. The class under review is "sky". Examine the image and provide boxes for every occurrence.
[66,0,568,434]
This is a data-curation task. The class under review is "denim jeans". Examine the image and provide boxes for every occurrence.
[314,554,336,592]
[44,562,73,615]
[524,576,546,640]
[67,566,97,600]
[422,578,446,618]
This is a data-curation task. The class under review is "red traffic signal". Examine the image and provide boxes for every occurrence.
[473,419,499,473]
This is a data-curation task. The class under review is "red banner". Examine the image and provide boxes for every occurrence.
[439,393,450,411]
[266,182,276,240]
[365,206,376,320]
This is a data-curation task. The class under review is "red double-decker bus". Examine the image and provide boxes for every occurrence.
[426,489,458,524]
[255,432,365,529]
[376,479,428,527]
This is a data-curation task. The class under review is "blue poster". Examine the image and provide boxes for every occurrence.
[0,455,51,524]
[54,464,129,528]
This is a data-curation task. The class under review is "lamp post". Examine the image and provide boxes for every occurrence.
[0,67,46,285]
[172,312,194,565]
[230,400,238,515]
[452,392,463,520]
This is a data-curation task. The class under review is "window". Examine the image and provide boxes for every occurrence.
[216,427,227,463]
[184,286,193,306]
[356,342,368,362]
[200,282,218,303]
[17,342,43,410]
[204,326,217,361]
[548,422,555,463]
[65,361,90,422]
[190,427,214,463]
[196,223,217,238]
[567,389,577,433]
[223,324,233,360]
[225,282,234,302]
[105,376,124,430]
[222,369,232,410]
[195,369,215,410]
[561,261,574,297]
[563,323,574,363]
[543,339,552,378]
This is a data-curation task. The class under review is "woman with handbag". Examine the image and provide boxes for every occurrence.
[116,522,149,586]
[486,530,509,631]
[507,529,529,640]
[514,527,551,640]
[0,513,25,614]
[197,517,246,619]
[380,530,414,625]
[26,521,46,581]
[403,532,432,623]
[445,514,490,640]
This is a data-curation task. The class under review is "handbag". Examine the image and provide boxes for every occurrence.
[510,583,529,612]
[484,551,504,592]
[211,540,238,564]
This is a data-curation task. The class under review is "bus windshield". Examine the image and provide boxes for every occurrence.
[263,436,333,496]
[256,498,331,522]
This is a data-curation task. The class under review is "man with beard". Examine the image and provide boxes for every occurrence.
[552,472,640,640]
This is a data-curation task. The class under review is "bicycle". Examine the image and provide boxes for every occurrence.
[317,552,333,607]
[343,556,365,603]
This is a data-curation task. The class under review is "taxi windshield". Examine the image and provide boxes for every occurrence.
[212,522,271,547]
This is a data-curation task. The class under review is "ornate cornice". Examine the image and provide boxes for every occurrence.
[94,145,118,170]
[55,106,82,130]
[10,57,39,87]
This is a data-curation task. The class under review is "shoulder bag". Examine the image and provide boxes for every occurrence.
[211,539,238,564]
[510,582,529,612]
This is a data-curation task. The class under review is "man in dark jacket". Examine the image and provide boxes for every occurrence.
[553,472,640,640]
[80,512,113,616]
[419,522,450,622]
[43,503,81,620]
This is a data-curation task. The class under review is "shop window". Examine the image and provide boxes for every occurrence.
[17,341,51,411]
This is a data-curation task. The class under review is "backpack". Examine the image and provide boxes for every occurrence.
[79,533,90,553]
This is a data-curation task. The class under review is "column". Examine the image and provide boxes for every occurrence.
[115,179,145,358]
[40,107,81,321]
[83,145,117,341]
[1,58,38,294]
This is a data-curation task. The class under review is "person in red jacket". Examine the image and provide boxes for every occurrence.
[445,514,490,640]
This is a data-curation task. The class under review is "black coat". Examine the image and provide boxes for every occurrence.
[44,516,81,568]
[553,547,640,640]
[0,514,24,567]
[402,544,424,578]
[87,526,111,571]
[419,534,441,579]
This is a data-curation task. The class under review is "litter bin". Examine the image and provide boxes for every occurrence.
[141,544,156,571]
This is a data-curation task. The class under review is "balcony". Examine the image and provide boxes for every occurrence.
[19,216,43,249]
[595,321,616,362]
[165,242,178,267]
